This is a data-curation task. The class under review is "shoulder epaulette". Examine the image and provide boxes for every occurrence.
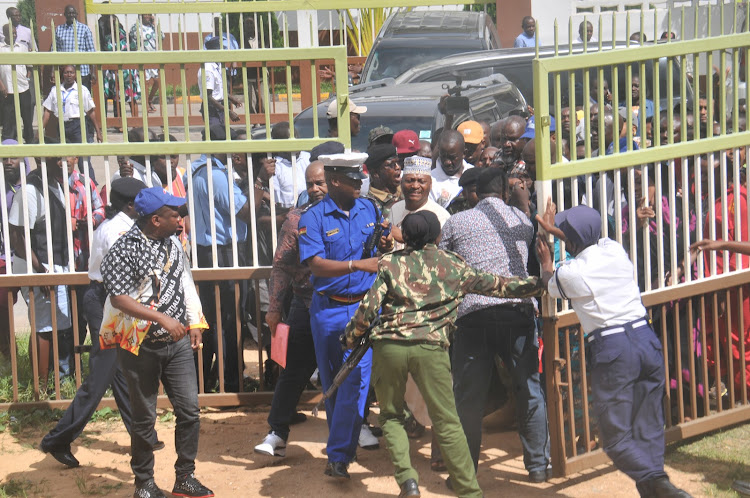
[301,199,322,213]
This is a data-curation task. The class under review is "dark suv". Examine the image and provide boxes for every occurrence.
[290,75,526,151]
[359,10,501,84]
[396,44,693,113]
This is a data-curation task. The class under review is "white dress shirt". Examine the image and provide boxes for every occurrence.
[429,159,473,208]
[547,237,646,334]
[198,62,224,101]
[0,25,33,51]
[42,83,95,121]
[88,211,136,282]
[272,152,310,207]
[0,42,29,93]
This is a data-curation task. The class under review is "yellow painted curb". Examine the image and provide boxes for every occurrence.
[174,96,202,104]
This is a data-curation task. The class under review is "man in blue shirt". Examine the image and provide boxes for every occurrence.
[298,152,393,480]
[514,16,536,48]
[54,5,96,90]
[187,126,254,393]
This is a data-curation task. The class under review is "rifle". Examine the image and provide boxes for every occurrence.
[312,320,378,417]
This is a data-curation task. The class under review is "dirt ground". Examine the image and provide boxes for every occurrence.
[0,407,714,498]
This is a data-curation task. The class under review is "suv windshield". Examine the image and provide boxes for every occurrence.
[363,44,484,83]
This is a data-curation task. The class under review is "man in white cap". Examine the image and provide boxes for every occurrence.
[326,98,367,139]
[298,152,393,480]
[390,155,450,250]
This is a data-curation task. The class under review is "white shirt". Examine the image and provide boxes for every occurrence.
[272,152,310,207]
[8,181,65,229]
[0,25,33,51]
[429,159,473,208]
[198,62,224,101]
[88,211,136,281]
[42,83,95,121]
[389,198,450,251]
[547,238,646,334]
[0,42,29,93]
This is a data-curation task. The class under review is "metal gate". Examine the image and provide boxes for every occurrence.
[533,16,750,476]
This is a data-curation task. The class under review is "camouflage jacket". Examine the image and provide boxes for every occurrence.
[344,244,542,347]
[365,185,402,217]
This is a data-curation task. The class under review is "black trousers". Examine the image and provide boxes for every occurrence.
[41,282,134,448]
[267,295,317,440]
[118,336,200,485]
[0,90,33,143]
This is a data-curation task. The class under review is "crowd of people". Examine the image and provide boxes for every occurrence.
[0,7,747,498]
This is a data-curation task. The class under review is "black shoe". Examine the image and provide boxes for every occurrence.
[290,411,307,425]
[39,442,80,468]
[528,469,550,483]
[172,473,214,498]
[133,480,166,498]
[368,425,383,438]
[445,477,453,490]
[399,478,421,497]
[153,440,165,451]
[324,461,350,480]
[639,477,692,498]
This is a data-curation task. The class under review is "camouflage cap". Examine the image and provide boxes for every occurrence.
[402,155,432,176]
[368,125,394,146]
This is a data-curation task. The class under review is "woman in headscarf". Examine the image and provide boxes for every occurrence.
[344,210,548,498]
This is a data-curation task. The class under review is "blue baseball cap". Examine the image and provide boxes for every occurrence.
[135,187,186,216]
[520,115,557,140]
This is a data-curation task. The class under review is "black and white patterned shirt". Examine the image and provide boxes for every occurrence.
[101,224,189,345]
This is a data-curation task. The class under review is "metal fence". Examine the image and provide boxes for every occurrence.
[1,0,749,479]
[0,37,351,407]
[533,14,750,476]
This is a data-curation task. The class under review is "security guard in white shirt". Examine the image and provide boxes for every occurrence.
[537,204,691,498]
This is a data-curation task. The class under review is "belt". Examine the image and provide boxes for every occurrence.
[316,290,367,304]
[586,317,651,344]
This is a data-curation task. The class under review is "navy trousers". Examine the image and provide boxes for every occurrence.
[42,282,134,449]
[309,294,372,464]
[589,322,668,484]
[267,295,317,441]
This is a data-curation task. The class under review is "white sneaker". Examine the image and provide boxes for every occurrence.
[359,424,379,450]
[254,432,286,457]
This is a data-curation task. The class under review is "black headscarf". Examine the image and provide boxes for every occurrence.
[402,211,441,250]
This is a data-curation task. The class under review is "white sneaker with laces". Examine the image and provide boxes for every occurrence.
[358,424,379,449]
[254,432,286,457]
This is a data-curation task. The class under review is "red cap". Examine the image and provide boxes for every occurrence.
[392,130,420,154]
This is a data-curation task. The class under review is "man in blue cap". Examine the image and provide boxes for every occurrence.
[536,203,691,498]
[100,187,212,498]
[298,152,393,479]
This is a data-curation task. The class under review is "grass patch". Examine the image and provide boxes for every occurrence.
[0,479,31,497]
[666,422,750,497]
[0,333,93,404]
[74,474,123,496]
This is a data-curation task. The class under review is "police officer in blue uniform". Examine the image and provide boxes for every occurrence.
[298,152,393,479]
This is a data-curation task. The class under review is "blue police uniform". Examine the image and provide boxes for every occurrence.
[298,194,378,464]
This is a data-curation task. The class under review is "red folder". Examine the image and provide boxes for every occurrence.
[271,323,290,369]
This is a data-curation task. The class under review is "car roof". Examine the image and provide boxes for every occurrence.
[383,10,485,38]
[396,43,630,83]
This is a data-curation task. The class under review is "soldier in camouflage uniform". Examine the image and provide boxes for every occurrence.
[344,210,550,498]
